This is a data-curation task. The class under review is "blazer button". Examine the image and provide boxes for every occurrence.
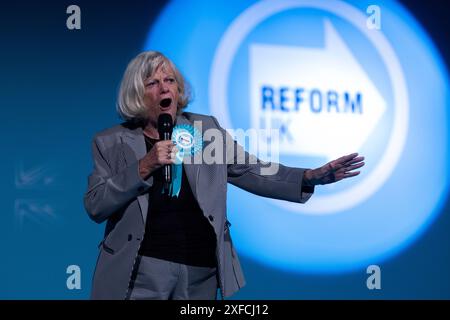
[208,215,214,222]
[128,234,132,241]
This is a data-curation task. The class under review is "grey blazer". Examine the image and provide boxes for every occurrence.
[84,112,313,299]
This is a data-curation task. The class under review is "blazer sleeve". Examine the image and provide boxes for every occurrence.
[210,116,314,203]
[83,135,153,223]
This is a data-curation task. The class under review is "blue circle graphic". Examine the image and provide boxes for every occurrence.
[145,0,449,273]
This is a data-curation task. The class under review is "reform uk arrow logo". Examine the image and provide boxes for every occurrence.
[250,20,386,160]
[210,0,409,214]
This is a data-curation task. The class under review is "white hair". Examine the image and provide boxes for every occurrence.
[116,51,191,122]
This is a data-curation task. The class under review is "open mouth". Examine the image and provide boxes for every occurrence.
[159,98,172,109]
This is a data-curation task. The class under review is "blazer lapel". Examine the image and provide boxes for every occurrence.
[175,114,201,202]
[120,126,149,225]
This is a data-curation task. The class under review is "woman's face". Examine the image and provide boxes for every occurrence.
[143,64,179,126]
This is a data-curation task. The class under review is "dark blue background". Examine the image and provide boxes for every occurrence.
[0,0,449,299]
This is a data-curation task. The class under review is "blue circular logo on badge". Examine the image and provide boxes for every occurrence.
[172,124,203,161]
[146,0,449,273]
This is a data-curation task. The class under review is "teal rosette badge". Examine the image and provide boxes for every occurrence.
[165,124,203,198]
[171,124,203,162]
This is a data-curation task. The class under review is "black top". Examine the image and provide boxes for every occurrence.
[138,135,217,267]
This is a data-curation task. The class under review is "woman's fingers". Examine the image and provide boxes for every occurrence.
[345,156,365,165]
[343,171,361,178]
[346,161,365,172]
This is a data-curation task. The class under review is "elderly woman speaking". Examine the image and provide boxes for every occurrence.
[84,51,365,300]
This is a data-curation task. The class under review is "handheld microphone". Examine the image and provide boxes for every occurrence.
[157,113,174,193]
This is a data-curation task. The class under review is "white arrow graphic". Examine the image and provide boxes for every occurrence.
[249,19,386,160]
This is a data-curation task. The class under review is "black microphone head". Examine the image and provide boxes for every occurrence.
[157,113,173,140]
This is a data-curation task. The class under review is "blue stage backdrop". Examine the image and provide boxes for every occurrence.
[0,0,449,299]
